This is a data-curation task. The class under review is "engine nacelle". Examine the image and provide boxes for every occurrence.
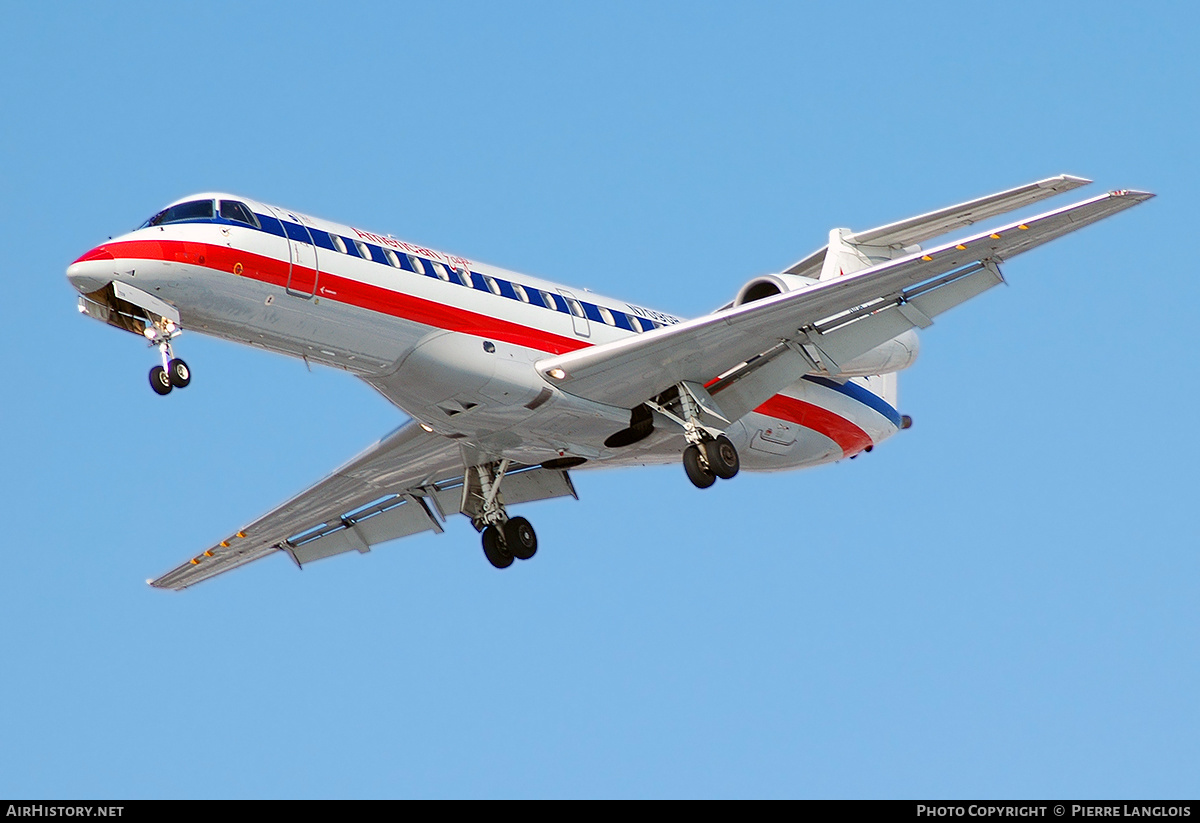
[732,274,919,376]
[732,273,819,307]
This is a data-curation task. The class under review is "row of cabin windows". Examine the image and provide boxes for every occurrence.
[307,220,663,332]
[137,200,667,332]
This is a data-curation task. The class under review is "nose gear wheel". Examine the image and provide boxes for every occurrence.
[144,319,193,396]
[168,358,191,388]
[149,365,173,395]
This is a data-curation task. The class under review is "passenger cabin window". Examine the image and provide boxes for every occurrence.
[384,249,401,268]
[567,298,585,318]
[431,262,450,281]
[407,255,425,275]
[452,266,471,286]
[513,283,530,303]
[483,275,501,295]
[354,240,370,259]
[219,200,259,227]
[141,199,214,228]
[598,306,615,325]
[331,235,348,254]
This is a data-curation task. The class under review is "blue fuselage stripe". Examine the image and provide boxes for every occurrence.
[802,375,902,427]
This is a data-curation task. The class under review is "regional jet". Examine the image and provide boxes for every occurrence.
[65,176,1151,588]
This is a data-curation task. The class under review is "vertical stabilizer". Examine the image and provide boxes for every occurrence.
[817,228,916,281]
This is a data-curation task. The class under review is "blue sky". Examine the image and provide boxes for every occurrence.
[2,1,1197,799]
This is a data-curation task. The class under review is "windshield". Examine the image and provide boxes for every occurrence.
[139,199,215,229]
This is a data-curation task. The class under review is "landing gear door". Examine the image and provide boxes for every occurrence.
[557,288,590,338]
[266,206,320,298]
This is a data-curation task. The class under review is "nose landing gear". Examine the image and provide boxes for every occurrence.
[143,320,191,396]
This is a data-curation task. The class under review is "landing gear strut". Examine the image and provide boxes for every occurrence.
[143,318,191,396]
[647,382,741,490]
[465,460,539,569]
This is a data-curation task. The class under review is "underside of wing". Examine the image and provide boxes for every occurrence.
[151,422,462,589]
[150,423,580,591]
[537,188,1152,414]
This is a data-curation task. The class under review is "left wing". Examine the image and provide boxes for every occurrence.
[150,422,576,590]
[537,189,1152,415]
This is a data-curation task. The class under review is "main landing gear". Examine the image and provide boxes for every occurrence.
[465,460,539,570]
[646,381,742,490]
[682,434,740,489]
[481,517,538,569]
[143,319,192,396]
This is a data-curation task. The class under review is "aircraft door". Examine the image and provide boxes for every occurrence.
[267,206,321,298]
[557,288,590,337]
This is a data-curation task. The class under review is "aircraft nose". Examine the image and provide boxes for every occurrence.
[66,245,115,293]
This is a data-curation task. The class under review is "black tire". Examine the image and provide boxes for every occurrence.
[168,358,191,388]
[704,435,740,480]
[683,443,715,489]
[149,365,173,395]
[504,517,538,560]
[482,524,513,569]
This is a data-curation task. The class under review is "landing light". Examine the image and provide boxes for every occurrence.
[419,423,434,433]
[142,326,158,341]
[547,368,566,380]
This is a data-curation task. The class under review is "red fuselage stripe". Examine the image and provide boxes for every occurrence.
[753,394,872,457]
[95,238,877,455]
[96,239,590,356]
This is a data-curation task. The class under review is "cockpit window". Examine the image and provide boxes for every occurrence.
[219,200,259,227]
[141,199,215,228]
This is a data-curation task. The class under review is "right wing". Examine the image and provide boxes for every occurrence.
[781,173,1092,278]
[151,422,576,590]
[538,188,1153,418]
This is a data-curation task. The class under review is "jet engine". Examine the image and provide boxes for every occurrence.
[731,273,819,307]
[730,273,919,376]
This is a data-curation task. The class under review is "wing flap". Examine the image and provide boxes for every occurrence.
[287,495,444,566]
[707,263,1004,423]
[539,188,1152,412]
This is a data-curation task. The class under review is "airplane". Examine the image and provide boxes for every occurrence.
[65,175,1152,589]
